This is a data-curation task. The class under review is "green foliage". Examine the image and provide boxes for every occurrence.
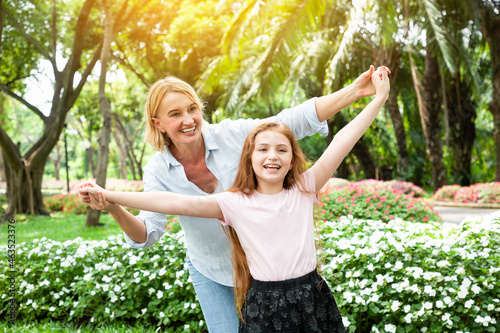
[2,212,499,331]
[322,215,500,332]
[319,180,439,223]
[1,234,205,332]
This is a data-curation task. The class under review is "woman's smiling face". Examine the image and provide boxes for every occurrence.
[152,92,203,147]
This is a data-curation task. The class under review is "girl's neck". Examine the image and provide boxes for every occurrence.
[255,182,284,195]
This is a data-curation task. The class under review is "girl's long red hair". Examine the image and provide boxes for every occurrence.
[223,122,309,319]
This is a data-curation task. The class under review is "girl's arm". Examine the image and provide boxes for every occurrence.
[311,67,391,192]
[80,183,223,219]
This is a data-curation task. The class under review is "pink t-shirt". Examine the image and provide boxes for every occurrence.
[214,169,318,281]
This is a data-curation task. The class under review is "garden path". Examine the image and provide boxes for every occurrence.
[433,205,499,224]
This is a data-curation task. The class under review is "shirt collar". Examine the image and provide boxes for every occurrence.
[161,125,220,168]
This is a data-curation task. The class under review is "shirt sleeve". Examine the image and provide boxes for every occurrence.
[212,192,235,227]
[209,98,328,144]
[123,164,168,249]
[302,169,319,205]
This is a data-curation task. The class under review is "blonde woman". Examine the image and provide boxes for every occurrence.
[79,66,389,332]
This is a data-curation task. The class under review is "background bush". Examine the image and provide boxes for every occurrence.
[432,183,500,204]
[319,182,440,223]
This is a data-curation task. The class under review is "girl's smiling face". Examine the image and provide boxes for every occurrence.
[251,130,294,194]
[151,92,203,148]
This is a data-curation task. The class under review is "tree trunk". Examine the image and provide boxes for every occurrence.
[446,75,476,186]
[326,118,349,179]
[331,113,377,179]
[422,41,447,190]
[386,86,410,177]
[2,150,49,220]
[476,2,500,180]
[112,130,128,179]
[85,0,113,227]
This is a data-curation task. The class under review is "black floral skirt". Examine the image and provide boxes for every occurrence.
[239,270,346,333]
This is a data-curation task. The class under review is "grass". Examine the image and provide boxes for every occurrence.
[0,212,123,246]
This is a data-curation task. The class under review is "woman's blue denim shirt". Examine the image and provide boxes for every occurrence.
[124,98,328,286]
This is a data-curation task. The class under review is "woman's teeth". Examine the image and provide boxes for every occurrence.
[180,127,196,133]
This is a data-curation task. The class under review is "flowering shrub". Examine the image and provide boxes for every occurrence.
[44,194,86,214]
[2,213,499,331]
[320,183,440,223]
[1,232,205,332]
[321,214,500,332]
[352,179,427,198]
[432,182,500,204]
[454,183,500,204]
[432,185,462,202]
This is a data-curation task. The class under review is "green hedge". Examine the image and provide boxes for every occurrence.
[2,212,499,332]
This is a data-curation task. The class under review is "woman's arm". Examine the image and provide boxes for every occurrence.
[80,183,223,219]
[315,65,390,122]
[311,67,391,192]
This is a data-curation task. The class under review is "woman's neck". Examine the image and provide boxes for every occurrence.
[169,138,205,164]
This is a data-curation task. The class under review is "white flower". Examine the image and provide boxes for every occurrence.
[436,300,444,309]
[462,278,472,288]
[424,286,434,295]
[367,263,374,271]
[157,290,163,299]
[471,284,481,294]
[159,311,165,318]
[404,305,411,313]
[423,302,433,310]
[39,279,50,287]
[457,288,468,299]
[437,260,449,267]
[384,324,396,333]
[114,285,121,293]
[395,261,403,270]
[444,296,453,305]
[184,303,190,309]
[391,300,401,312]
[49,306,56,311]
[404,313,413,323]
[342,317,350,327]
[142,308,147,315]
[488,304,495,311]
[464,300,474,308]
[184,324,190,329]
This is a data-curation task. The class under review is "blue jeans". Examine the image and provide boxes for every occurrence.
[187,257,239,333]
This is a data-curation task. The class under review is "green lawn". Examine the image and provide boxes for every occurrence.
[0,212,123,246]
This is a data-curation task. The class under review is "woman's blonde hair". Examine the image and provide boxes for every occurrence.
[225,122,309,319]
[144,76,204,151]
